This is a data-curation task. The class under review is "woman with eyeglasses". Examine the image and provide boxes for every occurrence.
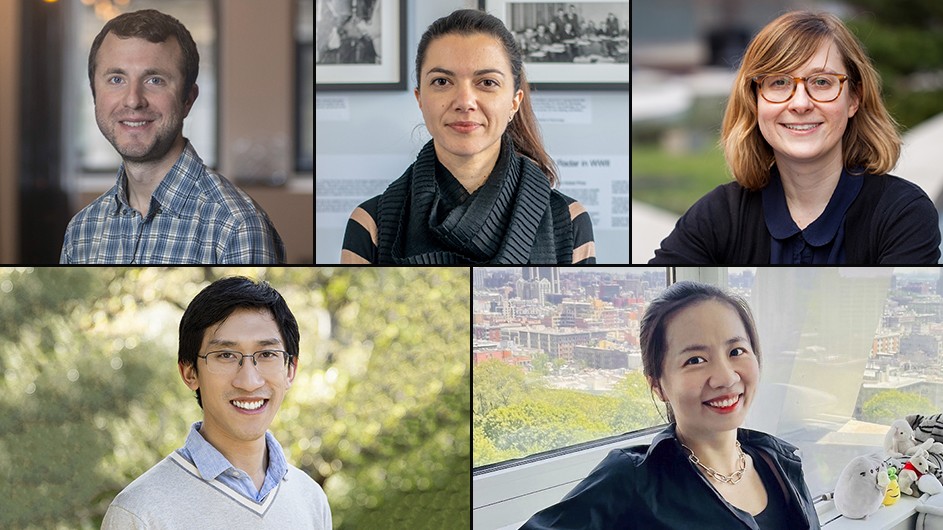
[651,11,940,264]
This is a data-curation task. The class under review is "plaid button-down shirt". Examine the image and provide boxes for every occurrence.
[60,141,285,264]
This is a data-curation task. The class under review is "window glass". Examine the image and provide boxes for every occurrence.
[473,267,668,468]
[730,267,940,498]
[297,0,313,172]
[73,0,217,171]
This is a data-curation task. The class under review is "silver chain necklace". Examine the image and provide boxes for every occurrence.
[681,440,746,485]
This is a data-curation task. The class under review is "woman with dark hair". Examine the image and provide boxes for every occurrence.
[520,281,819,529]
[341,9,594,264]
[651,11,940,264]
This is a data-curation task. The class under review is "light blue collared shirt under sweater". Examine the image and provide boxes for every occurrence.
[177,420,289,504]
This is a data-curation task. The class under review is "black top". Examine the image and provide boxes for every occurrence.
[743,444,792,530]
[762,168,863,264]
[518,424,820,530]
[650,171,941,264]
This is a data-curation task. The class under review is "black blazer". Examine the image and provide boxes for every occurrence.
[519,424,821,530]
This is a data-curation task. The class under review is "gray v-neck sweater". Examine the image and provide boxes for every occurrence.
[102,452,332,529]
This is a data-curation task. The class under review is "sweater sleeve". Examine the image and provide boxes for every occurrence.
[568,199,596,264]
[872,179,941,264]
[101,504,149,530]
[649,184,739,264]
[340,196,380,264]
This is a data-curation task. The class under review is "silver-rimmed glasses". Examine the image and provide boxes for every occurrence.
[197,350,289,376]
[753,73,849,103]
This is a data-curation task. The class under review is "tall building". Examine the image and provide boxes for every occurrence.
[521,267,561,294]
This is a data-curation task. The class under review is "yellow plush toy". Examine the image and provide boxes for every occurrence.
[884,467,900,506]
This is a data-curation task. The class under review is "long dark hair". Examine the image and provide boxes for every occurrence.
[415,9,559,186]
[639,281,761,422]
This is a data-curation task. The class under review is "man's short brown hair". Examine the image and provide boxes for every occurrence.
[88,9,200,102]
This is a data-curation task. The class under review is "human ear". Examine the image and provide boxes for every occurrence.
[179,362,200,392]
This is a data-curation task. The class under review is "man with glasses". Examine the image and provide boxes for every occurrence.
[102,276,331,529]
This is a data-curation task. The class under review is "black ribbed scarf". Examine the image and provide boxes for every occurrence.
[375,138,573,264]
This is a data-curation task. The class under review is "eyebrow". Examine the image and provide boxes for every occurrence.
[425,67,506,78]
[677,336,749,356]
[208,337,283,348]
[103,67,173,77]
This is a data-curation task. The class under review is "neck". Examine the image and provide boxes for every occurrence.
[199,422,268,485]
[775,155,844,230]
[677,425,740,474]
[123,135,186,216]
[433,140,502,194]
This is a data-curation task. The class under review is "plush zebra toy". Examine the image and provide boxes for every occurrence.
[906,414,943,480]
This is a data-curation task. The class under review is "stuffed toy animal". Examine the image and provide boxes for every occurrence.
[835,454,889,519]
[908,414,943,455]
[899,447,941,497]
[884,467,901,506]
[886,419,924,457]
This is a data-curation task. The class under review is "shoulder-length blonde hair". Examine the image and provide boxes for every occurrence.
[721,11,901,190]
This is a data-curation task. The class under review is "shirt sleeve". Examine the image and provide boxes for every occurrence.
[220,216,286,264]
[341,196,379,264]
[518,450,635,530]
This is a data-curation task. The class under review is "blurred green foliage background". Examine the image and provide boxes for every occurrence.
[0,267,470,530]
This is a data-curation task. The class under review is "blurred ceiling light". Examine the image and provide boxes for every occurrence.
[81,0,128,21]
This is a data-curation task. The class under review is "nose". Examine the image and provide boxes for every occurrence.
[123,80,147,110]
[453,81,477,112]
[787,80,814,111]
[232,358,266,391]
[708,356,740,389]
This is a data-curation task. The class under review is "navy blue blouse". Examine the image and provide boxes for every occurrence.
[762,167,864,264]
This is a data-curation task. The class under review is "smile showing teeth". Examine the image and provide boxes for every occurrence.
[231,399,266,410]
[706,396,739,408]
[121,121,148,127]
[783,123,819,131]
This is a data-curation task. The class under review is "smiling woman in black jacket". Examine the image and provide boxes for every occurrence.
[520,282,820,530]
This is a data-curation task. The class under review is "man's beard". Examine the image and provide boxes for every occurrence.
[97,113,182,164]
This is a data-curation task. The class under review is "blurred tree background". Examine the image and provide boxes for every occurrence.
[0,267,470,530]
[844,0,943,130]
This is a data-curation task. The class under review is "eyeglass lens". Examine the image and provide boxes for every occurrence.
[759,74,843,103]
[203,351,287,374]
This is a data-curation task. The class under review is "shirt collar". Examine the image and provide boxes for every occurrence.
[182,421,289,483]
[113,139,205,218]
[762,166,864,246]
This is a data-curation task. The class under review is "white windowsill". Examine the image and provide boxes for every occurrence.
[474,433,925,530]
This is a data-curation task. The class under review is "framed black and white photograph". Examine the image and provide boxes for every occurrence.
[315,0,406,90]
[479,0,629,89]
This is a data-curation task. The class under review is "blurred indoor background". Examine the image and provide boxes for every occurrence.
[0,0,314,264]
[631,0,943,263]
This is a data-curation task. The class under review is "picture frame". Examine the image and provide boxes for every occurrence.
[479,0,629,90]
[315,0,406,91]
